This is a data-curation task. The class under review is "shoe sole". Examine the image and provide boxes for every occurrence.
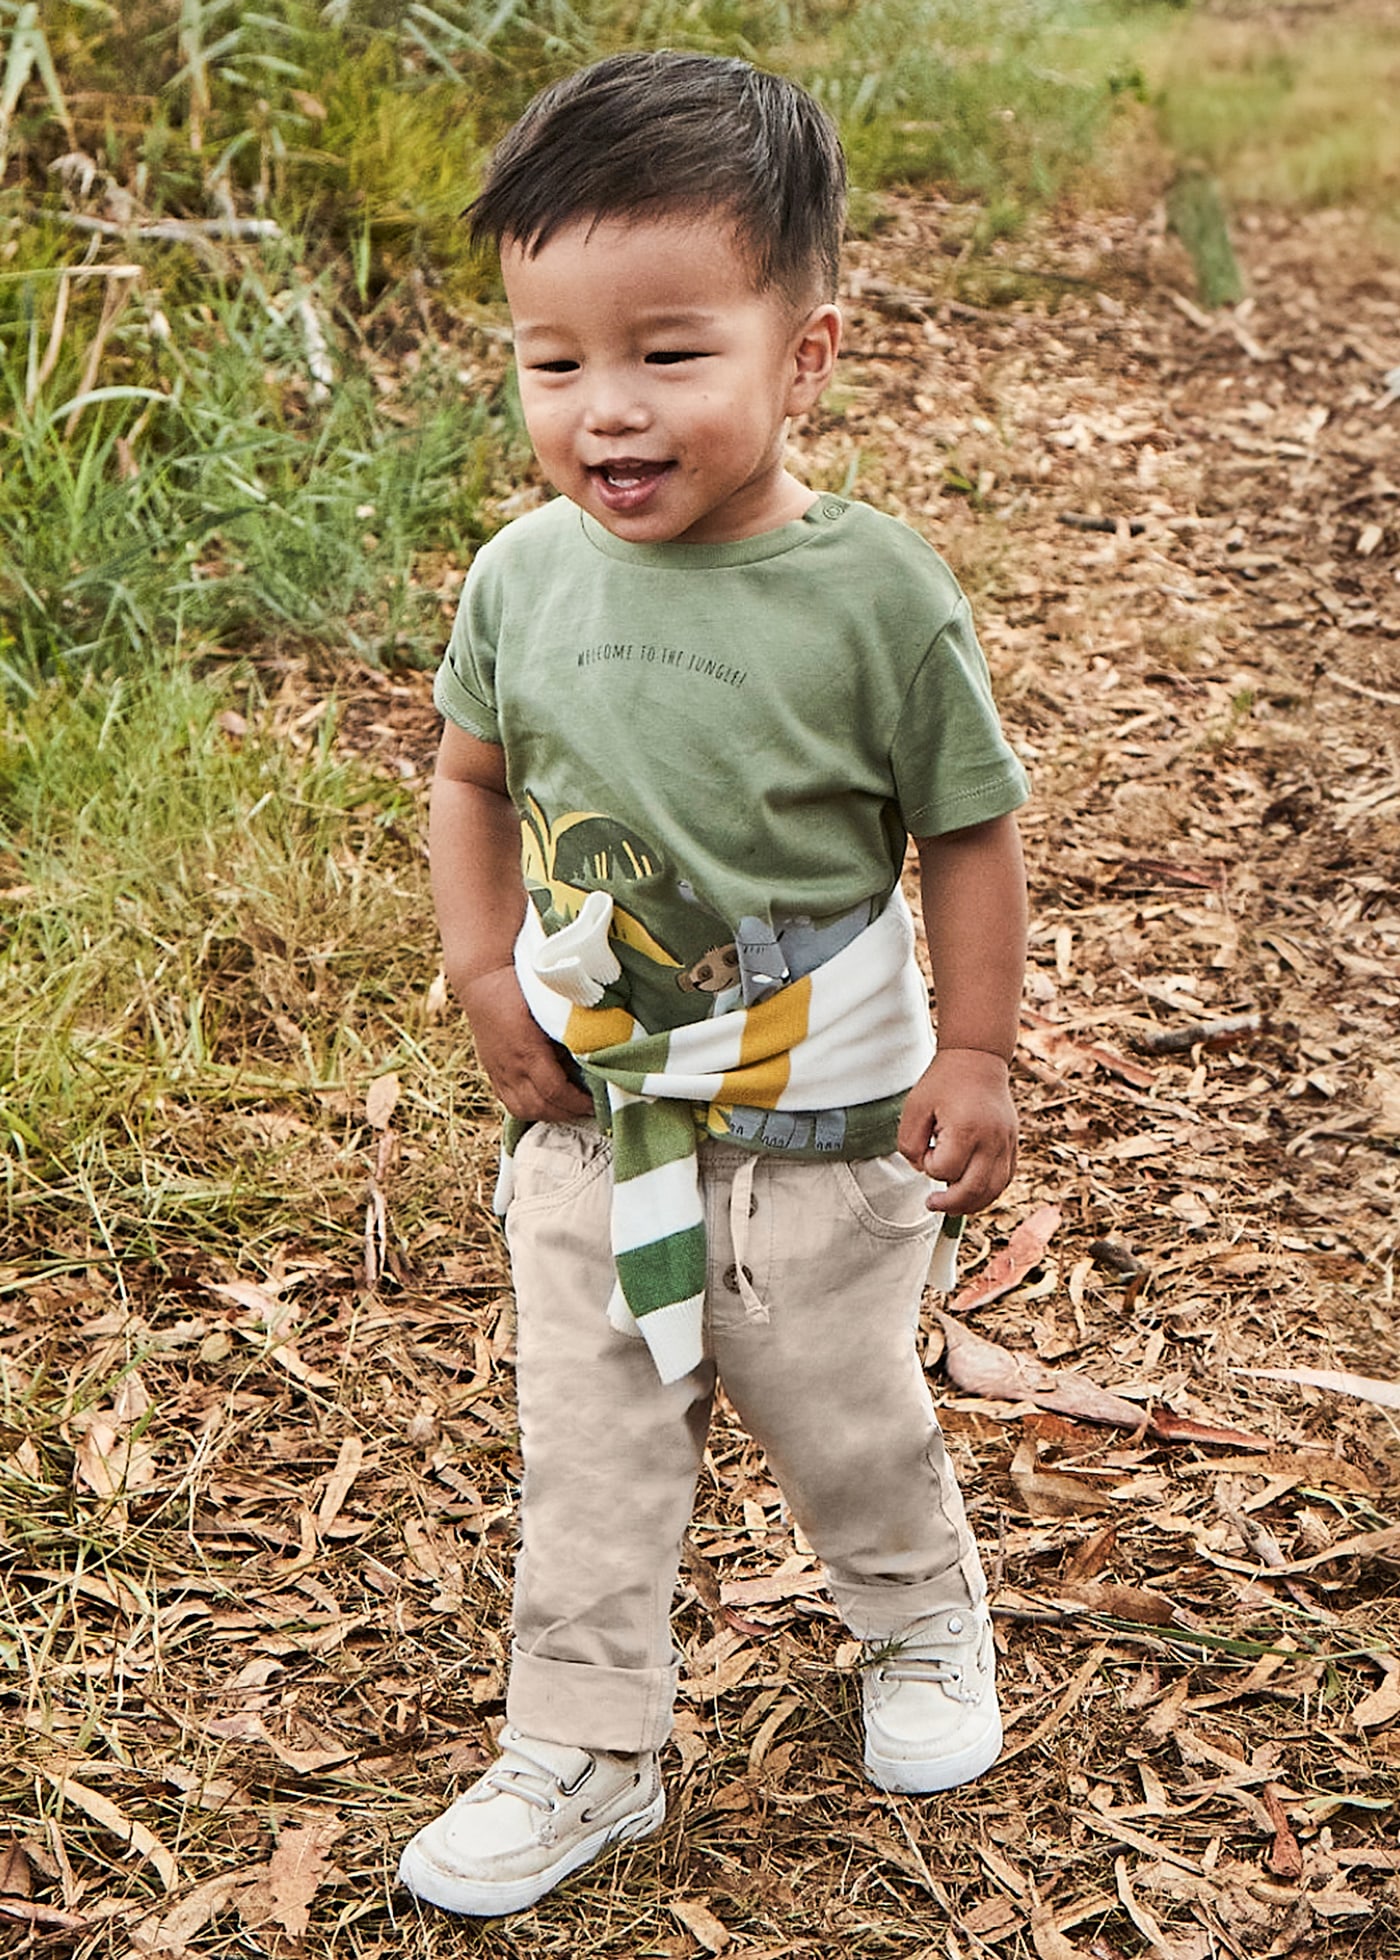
[864,1707,1004,1794]
[397,1788,665,1918]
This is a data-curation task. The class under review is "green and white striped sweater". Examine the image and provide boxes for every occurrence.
[497,889,959,1383]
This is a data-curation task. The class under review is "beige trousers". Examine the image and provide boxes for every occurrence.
[502,1122,986,1753]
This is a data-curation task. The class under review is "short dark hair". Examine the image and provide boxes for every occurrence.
[467,51,847,302]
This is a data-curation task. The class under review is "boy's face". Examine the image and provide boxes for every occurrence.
[501,214,840,546]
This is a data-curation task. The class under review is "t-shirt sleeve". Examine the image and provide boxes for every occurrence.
[892,597,1030,835]
[433,550,503,745]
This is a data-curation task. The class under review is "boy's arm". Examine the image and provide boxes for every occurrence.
[898,812,1027,1213]
[430,721,593,1123]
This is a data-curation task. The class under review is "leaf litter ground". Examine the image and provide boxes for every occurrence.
[1,200,1398,1959]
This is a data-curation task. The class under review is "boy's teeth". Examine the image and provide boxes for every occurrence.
[601,462,660,486]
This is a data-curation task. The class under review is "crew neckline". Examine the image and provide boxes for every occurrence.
[578,495,850,567]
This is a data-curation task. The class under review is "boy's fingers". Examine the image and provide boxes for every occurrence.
[921,1132,1017,1214]
[500,1053,593,1122]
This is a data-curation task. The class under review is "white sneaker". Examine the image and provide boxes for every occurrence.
[862,1604,1003,1793]
[398,1726,664,1917]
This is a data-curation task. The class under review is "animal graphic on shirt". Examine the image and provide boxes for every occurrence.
[677,944,741,994]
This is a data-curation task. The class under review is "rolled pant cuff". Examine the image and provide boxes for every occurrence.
[827,1560,984,1640]
[506,1642,680,1754]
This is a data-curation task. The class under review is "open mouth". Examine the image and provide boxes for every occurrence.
[589,459,674,512]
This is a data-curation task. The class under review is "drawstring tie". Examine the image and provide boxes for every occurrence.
[727,1153,769,1324]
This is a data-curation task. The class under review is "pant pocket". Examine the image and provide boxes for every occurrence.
[834,1152,939,1242]
[504,1121,612,1219]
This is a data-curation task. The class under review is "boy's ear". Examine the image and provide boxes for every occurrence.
[787,303,841,414]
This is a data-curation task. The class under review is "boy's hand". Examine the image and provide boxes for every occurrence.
[897,1047,1017,1215]
[460,967,594,1123]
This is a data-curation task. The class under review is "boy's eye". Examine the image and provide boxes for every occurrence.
[645,350,707,365]
[528,359,579,374]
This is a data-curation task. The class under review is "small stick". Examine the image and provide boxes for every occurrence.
[56,213,283,242]
[27,267,71,411]
[64,270,139,437]
[1058,512,1147,536]
[1133,1011,1263,1056]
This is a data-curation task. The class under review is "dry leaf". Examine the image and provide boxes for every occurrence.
[316,1434,366,1531]
[670,1895,732,1953]
[0,1841,30,1897]
[720,1566,822,1607]
[1054,1581,1178,1626]
[1114,1855,1203,1960]
[936,1313,1147,1429]
[130,1873,244,1956]
[948,1204,1063,1313]
[204,1712,352,1772]
[1239,1523,1400,1577]
[365,1072,400,1130]
[1350,1659,1400,1732]
[0,1898,90,1933]
[1062,1523,1118,1585]
[1261,1783,1304,1879]
[72,1370,158,1502]
[1144,1410,1272,1451]
[1013,1467,1112,1519]
[1030,1894,1091,1960]
[42,1771,178,1891]
[238,1819,343,1939]
[204,1276,300,1318]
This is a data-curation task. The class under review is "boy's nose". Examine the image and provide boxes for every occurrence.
[583,380,650,436]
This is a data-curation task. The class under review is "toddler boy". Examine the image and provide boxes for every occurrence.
[400,49,1029,1918]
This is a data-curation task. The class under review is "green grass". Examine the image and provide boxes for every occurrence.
[1154,7,1400,215]
[0,240,509,686]
[0,660,477,1263]
[806,0,1151,214]
[0,0,1165,700]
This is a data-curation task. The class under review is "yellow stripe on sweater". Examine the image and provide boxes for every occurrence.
[565,1004,637,1054]
[717,973,812,1110]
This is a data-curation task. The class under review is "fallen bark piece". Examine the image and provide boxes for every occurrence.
[1058,512,1148,537]
[947,1205,1063,1314]
[1237,1365,1400,1411]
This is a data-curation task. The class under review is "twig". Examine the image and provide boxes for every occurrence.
[1058,512,1147,537]
[27,266,71,411]
[1132,1011,1263,1056]
[55,213,283,242]
[65,269,139,437]
[1323,670,1400,708]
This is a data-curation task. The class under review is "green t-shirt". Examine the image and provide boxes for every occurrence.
[436,493,1029,1155]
